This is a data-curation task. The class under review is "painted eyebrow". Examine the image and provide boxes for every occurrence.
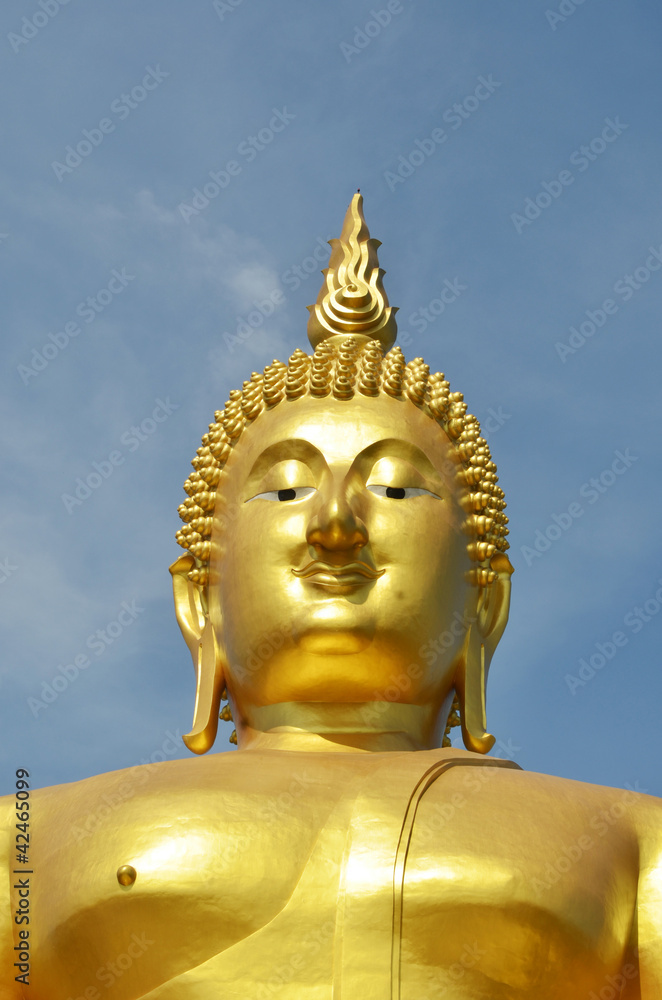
[245,439,324,486]
[354,438,444,482]
[245,436,445,489]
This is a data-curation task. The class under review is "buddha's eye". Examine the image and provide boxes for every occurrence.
[367,485,440,500]
[246,487,317,503]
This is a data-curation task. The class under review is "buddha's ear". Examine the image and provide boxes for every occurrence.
[454,553,514,754]
[169,555,225,755]
[474,553,514,661]
[170,554,206,663]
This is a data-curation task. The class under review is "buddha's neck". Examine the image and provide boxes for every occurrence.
[236,701,444,753]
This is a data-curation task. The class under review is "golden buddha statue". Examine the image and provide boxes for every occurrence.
[2,195,661,999]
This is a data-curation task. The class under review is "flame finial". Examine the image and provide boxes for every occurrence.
[306,193,398,351]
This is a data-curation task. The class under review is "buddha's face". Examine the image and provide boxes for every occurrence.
[207,392,475,731]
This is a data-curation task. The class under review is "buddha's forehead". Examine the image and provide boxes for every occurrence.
[223,393,457,478]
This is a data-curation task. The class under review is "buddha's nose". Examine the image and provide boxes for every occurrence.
[306,490,368,554]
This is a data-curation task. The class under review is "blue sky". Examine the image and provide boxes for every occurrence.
[1,0,661,797]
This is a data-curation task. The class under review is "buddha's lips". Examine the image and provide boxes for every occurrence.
[292,560,384,583]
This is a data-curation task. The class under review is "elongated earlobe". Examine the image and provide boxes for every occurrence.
[453,554,514,754]
[454,627,495,754]
[170,554,226,755]
[183,618,225,754]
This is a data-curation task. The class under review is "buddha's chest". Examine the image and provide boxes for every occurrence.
[398,773,639,998]
[31,783,341,998]
[28,768,638,999]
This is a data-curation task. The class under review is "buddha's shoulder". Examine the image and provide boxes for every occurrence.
[421,750,662,851]
[1,750,278,811]
[0,747,365,832]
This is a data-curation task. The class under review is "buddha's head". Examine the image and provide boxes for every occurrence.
[170,194,513,755]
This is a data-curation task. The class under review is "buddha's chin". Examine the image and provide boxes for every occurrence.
[295,626,372,655]
[287,602,376,654]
